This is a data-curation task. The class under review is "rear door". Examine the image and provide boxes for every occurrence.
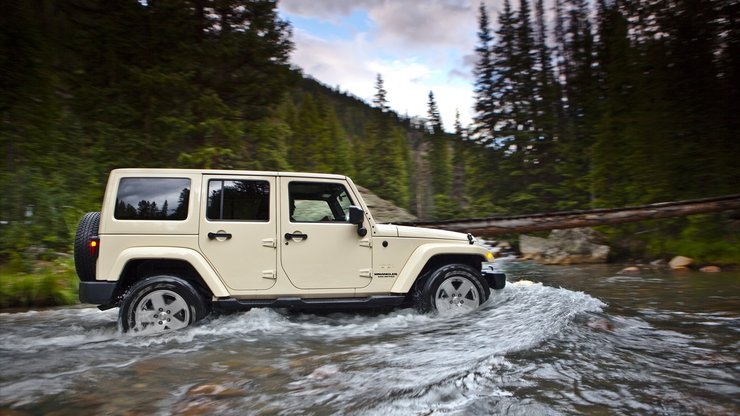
[199,175,277,291]
[279,179,372,290]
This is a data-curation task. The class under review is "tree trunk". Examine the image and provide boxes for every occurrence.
[401,195,740,236]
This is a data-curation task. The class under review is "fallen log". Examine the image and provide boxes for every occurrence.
[399,194,740,236]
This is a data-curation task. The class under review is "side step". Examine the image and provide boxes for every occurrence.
[214,295,406,311]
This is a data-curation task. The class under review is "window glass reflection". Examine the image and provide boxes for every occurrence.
[207,180,270,221]
[114,178,190,220]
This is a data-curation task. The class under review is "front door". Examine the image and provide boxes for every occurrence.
[280,179,372,290]
[199,175,277,291]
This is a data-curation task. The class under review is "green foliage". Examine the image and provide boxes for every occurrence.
[600,215,740,264]
[470,0,738,209]
[426,91,454,215]
[358,118,410,208]
[432,194,459,220]
[655,215,740,264]
[177,147,237,169]
[1,0,295,258]
[243,118,292,171]
[0,259,79,308]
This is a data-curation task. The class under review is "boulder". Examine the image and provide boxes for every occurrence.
[519,235,549,260]
[669,256,694,269]
[699,265,721,273]
[618,266,641,275]
[519,228,610,265]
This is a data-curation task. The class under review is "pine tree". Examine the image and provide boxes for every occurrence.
[426,91,454,219]
[288,93,332,172]
[502,0,544,212]
[487,0,520,209]
[321,99,355,176]
[472,2,496,144]
[514,0,536,135]
[373,73,389,112]
[553,0,597,209]
[451,110,469,212]
[529,0,561,209]
[244,117,292,171]
[591,0,636,206]
[426,91,442,135]
[355,75,409,208]
[716,0,740,191]
[492,0,519,145]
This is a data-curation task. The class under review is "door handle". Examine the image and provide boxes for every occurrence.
[284,232,308,240]
[208,232,233,240]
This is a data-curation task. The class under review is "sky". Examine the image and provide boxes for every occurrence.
[277,0,502,132]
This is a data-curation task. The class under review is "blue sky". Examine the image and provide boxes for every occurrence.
[277,0,503,132]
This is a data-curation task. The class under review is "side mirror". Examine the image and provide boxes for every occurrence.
[348,206,367,237]
[348,206,364,225]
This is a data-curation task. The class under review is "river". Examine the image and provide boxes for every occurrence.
[1,259,738,415]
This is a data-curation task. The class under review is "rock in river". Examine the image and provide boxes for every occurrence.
[669,256,694,269]
[519,228,610,265]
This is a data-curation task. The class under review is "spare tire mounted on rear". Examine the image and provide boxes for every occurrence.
[74,211,100,281]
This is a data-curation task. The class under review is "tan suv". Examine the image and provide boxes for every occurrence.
[74,169,505,333]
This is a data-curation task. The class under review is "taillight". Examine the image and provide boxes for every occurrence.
[89,237,100,257]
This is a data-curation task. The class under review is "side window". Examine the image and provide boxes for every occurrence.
[207,180,270,221]
[115,178,190,220]
[289,182,354,222]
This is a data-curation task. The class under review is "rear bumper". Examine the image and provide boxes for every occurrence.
[481,265,506,290]
[79,281,117,304]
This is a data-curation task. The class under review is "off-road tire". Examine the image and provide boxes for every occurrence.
[119,275,210,333]
[415,263,490,315]
[74,212,100,281]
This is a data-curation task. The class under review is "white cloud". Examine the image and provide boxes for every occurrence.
[290,29,376,99]
[279,0,375,21]
[279,0,509,131]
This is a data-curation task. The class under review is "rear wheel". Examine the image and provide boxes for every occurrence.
[417,264,489,315]
[119,276,209,333]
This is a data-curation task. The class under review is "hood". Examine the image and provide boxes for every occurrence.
[395,225,469,241]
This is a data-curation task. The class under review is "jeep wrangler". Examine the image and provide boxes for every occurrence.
[74,169,505,333]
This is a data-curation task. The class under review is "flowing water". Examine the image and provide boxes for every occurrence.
[1,260,738,415]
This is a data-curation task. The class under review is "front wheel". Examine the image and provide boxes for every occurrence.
[119,276,209,333]
[417,264,490,315]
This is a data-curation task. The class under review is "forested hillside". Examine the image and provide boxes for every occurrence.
[2,0,738,264]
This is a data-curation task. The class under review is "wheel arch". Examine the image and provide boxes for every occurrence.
[109,247,229,300]
[390,244,488,294]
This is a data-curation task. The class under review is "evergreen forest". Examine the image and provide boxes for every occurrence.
[2,0,739,267]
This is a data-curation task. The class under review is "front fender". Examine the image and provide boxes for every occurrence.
[390,243,489,294]
[109,247,230,297]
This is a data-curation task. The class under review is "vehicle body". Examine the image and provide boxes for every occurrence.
[75,169,506,332]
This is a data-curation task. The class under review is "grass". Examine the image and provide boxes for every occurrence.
[0,258,79,309]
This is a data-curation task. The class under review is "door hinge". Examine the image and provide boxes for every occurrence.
[261,270,276,280]
[359,269,372,278]
[261,238,277,248]
[359,239,372,248]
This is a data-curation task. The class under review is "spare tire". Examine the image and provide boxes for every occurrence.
[74,212,100,281]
